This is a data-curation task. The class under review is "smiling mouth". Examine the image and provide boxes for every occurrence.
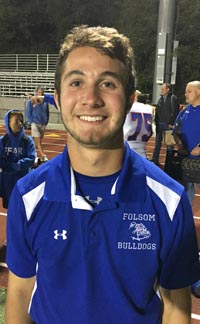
[79,116,105,122]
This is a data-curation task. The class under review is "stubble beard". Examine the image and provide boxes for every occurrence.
[61,115,126,149]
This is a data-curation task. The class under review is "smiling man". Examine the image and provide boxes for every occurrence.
[5,26,200,324]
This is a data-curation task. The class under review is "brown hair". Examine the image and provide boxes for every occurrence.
[55,25,136,101]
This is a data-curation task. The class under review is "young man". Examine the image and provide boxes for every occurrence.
[151,83,179,165]
[26,86,49,163]
[5,26,200,324]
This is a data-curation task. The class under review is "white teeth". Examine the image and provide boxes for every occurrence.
[79,116,104,121]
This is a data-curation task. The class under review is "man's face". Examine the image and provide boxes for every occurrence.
[9,114,23,134]
[55,46,130,148]
[185,84,200,106]
[160,84,170,96]
[36,89,43,96]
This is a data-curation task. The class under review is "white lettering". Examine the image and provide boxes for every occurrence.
[122,213,155,222]
[117,241,156,250]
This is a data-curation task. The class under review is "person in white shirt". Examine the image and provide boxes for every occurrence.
[124,91,153,157]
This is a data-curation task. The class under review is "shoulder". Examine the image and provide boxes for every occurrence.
[26,99,33,106]
[25,134,33,142]
[127,147,184,198]
[0,134,8,143]
[25,135,34,146]
[17,153,63,195]
[143,159,184,217]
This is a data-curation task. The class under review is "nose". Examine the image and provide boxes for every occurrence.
[82,85,103,108]
[17,119,23,127]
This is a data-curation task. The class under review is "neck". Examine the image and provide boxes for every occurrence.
[67,136,125,176]
[191,102,200,107]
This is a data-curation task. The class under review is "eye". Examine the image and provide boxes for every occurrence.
[70,80,82,87]
[101,81,116,89]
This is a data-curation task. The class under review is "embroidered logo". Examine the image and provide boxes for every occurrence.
[85,196,102,205]
[129,222,151,241]
[54,230,67,240]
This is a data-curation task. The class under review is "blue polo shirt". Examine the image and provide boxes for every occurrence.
[174,104,200,157]
[6,144,200,324]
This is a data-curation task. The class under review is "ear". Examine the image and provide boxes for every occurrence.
[54,90,61,112]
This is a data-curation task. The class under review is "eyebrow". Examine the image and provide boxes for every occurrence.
[62,70,123,83]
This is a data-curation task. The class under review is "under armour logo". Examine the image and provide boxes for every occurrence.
[85,196,102,205]
[54,230,67,240]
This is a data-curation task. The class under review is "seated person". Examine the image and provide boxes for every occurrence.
[0,109,35,208]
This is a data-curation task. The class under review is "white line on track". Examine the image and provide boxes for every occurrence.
[192,313,200,320]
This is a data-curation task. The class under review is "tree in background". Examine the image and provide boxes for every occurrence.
[0,0,199,103]
[175,0,200,102]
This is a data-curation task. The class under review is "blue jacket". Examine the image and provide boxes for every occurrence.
[0,110,35,205]
[26,99,49,125]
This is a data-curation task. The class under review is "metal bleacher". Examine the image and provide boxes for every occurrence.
[0,54,57,97]
[0,54,63,124]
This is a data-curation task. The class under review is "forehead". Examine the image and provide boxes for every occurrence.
[63,46,127,77]
[9,114,22,121]
[186,85,196,91]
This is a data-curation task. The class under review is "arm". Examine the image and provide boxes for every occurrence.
[160,286,191,324]
[26,100,33,123]
[5,271,35,324]
[172,108,189,155]
[44,93,57,109]
[10,137,36,171]
[191,145,200,156]
[46,103,50,124]
[170,95,180,125]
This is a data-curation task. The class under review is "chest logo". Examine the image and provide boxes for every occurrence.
[54,230,67,240]
[129,222,151,241]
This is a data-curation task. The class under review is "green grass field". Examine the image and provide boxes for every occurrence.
[0,288,6,324]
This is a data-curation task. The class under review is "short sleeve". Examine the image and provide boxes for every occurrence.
[6,184,37,278]
[159,190,200,289]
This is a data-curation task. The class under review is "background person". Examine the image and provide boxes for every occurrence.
[26,86,49,163]
[151,83,179,165]
[124,91,153,157]
[0,109,35,266]
[26,92,57,109]
[5,26,200,324]
[173,80,200,298]
[0,110,35,208]
[173,80,200,204]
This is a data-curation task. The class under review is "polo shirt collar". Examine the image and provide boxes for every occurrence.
[44,143,147,204]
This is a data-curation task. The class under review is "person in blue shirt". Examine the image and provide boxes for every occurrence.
[173,80,200,205]
[5,26,200,324]
[0,109,35,209]
[27,92,57,109]
[173,80,200,299]
[0,110,35,267]
[26,86,49,163]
